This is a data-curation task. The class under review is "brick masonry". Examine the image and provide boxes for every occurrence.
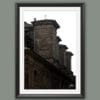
[24,19,76,89]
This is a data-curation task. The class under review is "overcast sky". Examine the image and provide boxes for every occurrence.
[23,7,81,75]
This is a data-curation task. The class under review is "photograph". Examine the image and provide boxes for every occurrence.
[16,3,85,98]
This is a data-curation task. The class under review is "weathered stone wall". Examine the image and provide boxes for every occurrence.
[34,25,55,58]
[25,49,75,89]
[55,36,61,62]
[24,22,34,49]
[59,45,67,66]
[64,52,73,71]
[25,50,52,88]
[32,20,59,63]
[25,30,34,49]
[24,20,76,89]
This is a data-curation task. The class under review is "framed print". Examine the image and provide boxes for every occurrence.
[16,3,85,98]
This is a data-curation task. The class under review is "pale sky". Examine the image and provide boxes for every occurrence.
[23,7,81,75]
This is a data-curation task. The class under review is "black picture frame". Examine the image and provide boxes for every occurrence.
[15,3,85,98]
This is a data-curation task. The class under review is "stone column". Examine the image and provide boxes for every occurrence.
[55,36,61,62]
[59,44,68,66]
[64,51,73,71]
[31,19,60,63]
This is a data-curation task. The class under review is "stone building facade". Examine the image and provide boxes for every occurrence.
[24,19,76,89]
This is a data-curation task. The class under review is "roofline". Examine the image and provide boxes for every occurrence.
[31,19,60,29]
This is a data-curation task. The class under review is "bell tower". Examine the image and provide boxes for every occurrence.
[31,19,60,63]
